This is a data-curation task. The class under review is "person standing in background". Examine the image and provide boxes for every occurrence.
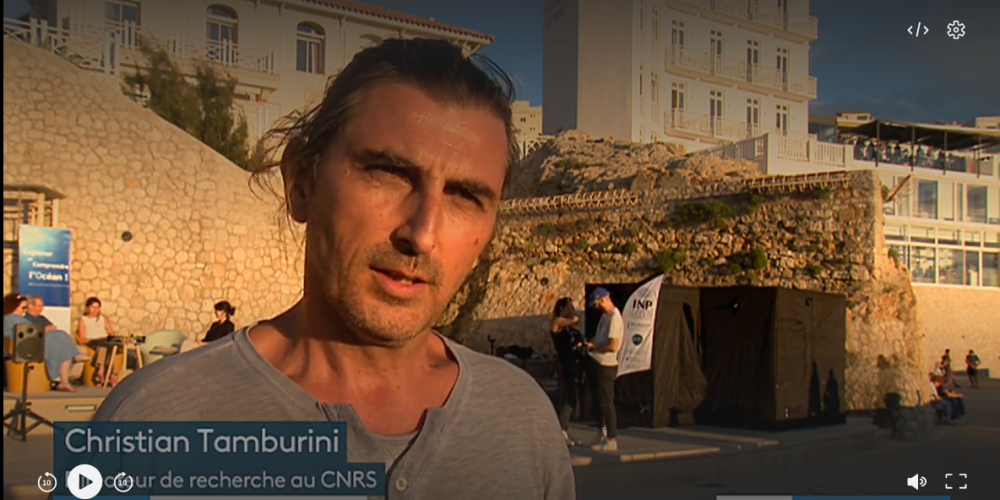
[549,297,584,447]
[585,287,623,451]
[965,350,980,389]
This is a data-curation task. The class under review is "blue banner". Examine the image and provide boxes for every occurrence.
[53,422,385,497]
[18,224,71,307]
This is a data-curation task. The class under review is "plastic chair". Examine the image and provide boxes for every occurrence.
[140,330,188,366]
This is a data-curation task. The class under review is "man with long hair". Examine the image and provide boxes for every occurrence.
[93,38,574,498]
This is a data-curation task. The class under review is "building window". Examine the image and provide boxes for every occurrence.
[911,246,935,283]
[104,0,139,25]
[990,186,1000,224]
[710,90,724,135]
[296,23,325,74]
[207,5,238,43]
[651,133,659,142]
[710,30,724,71]
[985,251,1000,287]
[966,251,981,286]
[671,20,686,46]
[967,185,987,223]
[746,98,760,138]
[775,104,789,136]
[777,47,789,88]
[652,6,660,41]
[938,248,964,285]
[650,72,658,103]
[640,0,644,31]
[640,127,645,142]
[916,180,938,219]
[639,71,643,96]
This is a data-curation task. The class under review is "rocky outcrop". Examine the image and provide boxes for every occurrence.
[505,130,762,199]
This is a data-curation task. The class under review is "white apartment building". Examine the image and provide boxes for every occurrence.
[512,99,544,155]
[543,0,817,152]
[16,0,493,139]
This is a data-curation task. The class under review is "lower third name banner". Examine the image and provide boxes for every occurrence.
[53,422,385,497]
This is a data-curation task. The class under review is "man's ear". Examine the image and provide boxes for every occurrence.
[280,149,310,223]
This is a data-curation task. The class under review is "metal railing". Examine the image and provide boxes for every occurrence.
[4,17,120,74]
[666,110,755,141]
[519,135,553,159]
[669,0,817,39]
[4,15,276,76]
[666,45,815,98]
[498,170,859,216]
[714,0,749,20]
[749,1,784,29]
[788,11,819,38]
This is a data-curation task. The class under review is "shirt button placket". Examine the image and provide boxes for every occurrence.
[394,477,408,493]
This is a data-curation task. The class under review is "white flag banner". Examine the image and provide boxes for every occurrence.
[617,274,664,377]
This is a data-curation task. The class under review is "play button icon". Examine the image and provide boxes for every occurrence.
[67,464,102,499]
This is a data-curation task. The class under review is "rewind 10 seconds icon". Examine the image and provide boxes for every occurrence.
[908,22,929,37]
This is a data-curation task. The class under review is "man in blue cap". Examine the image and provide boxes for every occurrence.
[585,287,623,451]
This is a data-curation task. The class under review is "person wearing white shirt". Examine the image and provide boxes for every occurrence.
[585,287,623,451]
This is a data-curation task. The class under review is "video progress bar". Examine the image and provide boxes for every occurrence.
[717,496,951,500]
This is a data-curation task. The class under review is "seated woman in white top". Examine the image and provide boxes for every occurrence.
[75,296,115,384]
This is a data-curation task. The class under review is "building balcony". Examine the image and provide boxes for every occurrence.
[666,0,818,41]
[665,46,817,100]
[3,16,277,80]
[663,110,758,141]
[700,132,1000,181]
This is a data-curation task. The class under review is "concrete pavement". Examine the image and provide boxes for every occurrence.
[577,374,999,500]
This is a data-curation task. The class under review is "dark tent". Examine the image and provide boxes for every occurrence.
[577,280,846,431]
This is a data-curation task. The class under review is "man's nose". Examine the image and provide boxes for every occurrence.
[393,190,442,256]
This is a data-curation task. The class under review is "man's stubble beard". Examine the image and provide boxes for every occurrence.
[308,246,457,347]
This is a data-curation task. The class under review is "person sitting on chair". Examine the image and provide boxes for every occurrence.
[75,297,115,384]
[3,293,90,391]
[931,374,966,424]
[203,301,237,343]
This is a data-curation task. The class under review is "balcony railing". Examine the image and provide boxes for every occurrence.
[666,110,751,141]
[788,11,819,39]
[749,1,784,29]
[669,0,817,39]
[4,17,120,74]
[4,15,276,76]
[714,0,749,20]
[665,45,711,74]
[666,45,816,99]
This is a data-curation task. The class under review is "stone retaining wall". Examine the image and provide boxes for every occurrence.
[442,170,927,410]
[3,40,303,341]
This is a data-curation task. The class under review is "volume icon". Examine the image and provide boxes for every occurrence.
[907,474,928,490]
[908,22,929,37]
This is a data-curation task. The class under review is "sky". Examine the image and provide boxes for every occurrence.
[5,0,998,123]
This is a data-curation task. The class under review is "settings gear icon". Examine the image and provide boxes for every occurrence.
[946,20,966,40]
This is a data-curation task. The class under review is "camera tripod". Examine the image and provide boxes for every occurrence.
[2,362,53,441]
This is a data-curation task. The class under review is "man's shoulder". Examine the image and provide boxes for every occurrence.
[448,342,551,401]
[93,338,251,420]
